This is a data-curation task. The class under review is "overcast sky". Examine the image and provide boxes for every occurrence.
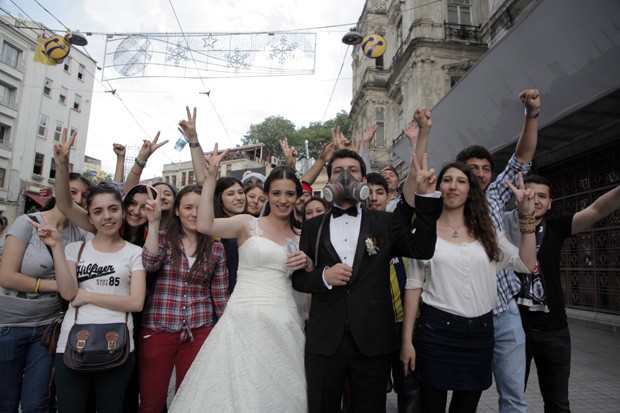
[6,0,366,178]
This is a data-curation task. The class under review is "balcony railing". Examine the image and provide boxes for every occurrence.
[444,22,482,42]
[390,41,407,71]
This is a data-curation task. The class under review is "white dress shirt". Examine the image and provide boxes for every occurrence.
[406,231,529,318]
[329,203,362,267]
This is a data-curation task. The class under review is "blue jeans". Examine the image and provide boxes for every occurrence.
[0,325,54,413]
[492,298,527,413]
[524,326,571,413]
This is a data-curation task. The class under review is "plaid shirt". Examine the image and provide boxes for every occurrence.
[486,154,531,313]
[142,231,229,341]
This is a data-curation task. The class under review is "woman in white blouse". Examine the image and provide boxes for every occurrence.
[400,162,537,413]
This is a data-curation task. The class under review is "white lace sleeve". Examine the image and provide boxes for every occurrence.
[248,216,262,237]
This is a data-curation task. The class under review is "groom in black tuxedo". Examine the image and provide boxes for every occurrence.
[293,149,441,413]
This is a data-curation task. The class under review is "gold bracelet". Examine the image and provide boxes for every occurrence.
[520,225,536,234]
[34,278,42,294]
[519,210,536,234]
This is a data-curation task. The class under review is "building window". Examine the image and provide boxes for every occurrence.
[1,41,20,69]
[33,153,44,175]
[448,0,472,25]
[181,172,187,187]
[171,175,177,188]
[70,127,77,147]
[0,123,9,147]
[38,114,48,138]
[73,94,82,111]
[43,78,53,96]
[78,64,85,80]
[375,55,384,70]
[165,175,170,184]
[188,171,194,185]
[374,106,386,148]
[0,83,12,106]
[0,167,5,187]
[63,56,72,73]
[54,121,63,142]
[59,86,67,104]
[50,158,56,179]
[397,19,403,47]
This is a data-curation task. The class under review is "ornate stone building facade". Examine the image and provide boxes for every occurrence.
[350,0,495,174]
[350,0,620,315]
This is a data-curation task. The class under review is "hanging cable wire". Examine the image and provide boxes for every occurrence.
[30,0,70,30]
[4,1,47,37]
[321,45,349,123]
[168,0,234,146]
[31,0,69,30]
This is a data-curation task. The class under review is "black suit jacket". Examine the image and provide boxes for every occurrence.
[292,194,441,357]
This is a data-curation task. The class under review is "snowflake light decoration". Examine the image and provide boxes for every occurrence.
[166,42,190,66]
[267,36,298,65]
[225,48,250,72]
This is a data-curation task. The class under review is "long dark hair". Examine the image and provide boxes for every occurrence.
[121,184,157,247]
[263,166,302,232]
[167,185,214,276]
[437,162,500,261]
[41,173,92,211]
[214,177,244,218]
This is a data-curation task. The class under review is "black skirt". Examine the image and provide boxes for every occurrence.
[414,303,494,391]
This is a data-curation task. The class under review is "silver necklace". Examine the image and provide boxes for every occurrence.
[442,218,463,238]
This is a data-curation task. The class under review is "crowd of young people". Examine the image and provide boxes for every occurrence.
[0,91,618,413]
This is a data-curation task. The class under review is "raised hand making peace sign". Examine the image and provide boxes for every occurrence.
[505,172,534,215]
[53,128,77,166]
[178,106,199,143]
[143,186,162,224]
[202,143,229,180]
[136,132,169,165]
[412,153,437,195]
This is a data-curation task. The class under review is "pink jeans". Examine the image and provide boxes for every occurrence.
[138,326,213,413]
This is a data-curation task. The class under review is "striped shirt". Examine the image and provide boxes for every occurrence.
[486,154,531,313]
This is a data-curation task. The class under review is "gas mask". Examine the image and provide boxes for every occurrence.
[323,169,369,204]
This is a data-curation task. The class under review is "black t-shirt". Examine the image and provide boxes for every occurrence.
[519,213,574,330]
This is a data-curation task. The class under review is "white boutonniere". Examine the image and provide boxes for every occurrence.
[365,236,379,255]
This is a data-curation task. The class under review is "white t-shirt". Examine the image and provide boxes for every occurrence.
[56,240,144,353]
[407,231,529,318]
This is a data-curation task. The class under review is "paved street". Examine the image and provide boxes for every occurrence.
[167,313,620,412]
[387,315,620,412]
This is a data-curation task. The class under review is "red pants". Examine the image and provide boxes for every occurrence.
[138,326,213,413]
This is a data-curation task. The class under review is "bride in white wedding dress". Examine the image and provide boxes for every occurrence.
[170,146,312,412]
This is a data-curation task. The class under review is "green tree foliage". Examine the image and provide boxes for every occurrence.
[243,111,351,161]
[241,116,298,157]
[298,111,350,158]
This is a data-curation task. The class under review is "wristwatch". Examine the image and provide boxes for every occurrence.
[524,108,540,118]
[188,142,201,148]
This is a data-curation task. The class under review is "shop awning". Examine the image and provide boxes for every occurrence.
[24,192,52,207]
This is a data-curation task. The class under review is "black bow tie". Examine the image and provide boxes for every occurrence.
[332,206,358,218]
